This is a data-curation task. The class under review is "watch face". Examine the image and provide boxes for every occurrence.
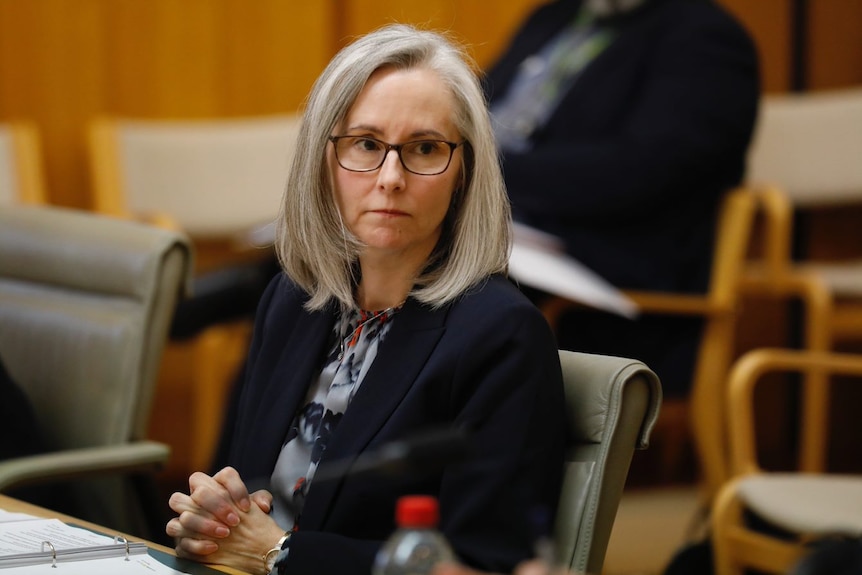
[265,548,280,571]
[264,532,290,572]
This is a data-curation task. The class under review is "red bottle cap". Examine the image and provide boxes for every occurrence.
[396,495,439,528]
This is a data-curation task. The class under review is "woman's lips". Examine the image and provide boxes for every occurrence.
[371,209,408,216]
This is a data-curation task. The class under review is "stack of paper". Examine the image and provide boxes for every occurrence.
[0,510,186,574]
[509,223,638,319]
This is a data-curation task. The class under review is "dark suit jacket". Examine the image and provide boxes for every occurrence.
[0,353,46,461]
[226,273,566,575]
[485,0,760,292]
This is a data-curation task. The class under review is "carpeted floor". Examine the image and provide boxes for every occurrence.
[602,485,704,575]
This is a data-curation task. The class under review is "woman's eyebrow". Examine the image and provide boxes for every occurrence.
[342,125,449,140]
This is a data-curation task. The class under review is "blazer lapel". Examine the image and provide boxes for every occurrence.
[298,298,448,530]
[239,304,336,481]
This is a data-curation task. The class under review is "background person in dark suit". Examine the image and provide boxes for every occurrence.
[166,24,566,575]
[0,352,58,510]
[485,0,760,398]
[0,353,45,462]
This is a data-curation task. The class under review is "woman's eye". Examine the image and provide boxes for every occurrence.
[355,138,382,152]
[411,141,443,156]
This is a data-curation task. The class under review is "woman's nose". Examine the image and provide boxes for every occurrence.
[376,149,406,190]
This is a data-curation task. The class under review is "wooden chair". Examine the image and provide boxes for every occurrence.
[712,348,862,575]
[88,114,301,237]
[0,121,47,205]
[745,87,862,345]
[542,188,757,504]
[742,87,862,472]
[555,350,662,575]
[87,114,301,474]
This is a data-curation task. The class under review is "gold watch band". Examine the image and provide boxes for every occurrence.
[262,531,291,573]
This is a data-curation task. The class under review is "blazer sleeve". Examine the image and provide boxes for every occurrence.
[438,302,566,572]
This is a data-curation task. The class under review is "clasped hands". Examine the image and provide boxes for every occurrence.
[167,467,576,575]
[166,466,285,575]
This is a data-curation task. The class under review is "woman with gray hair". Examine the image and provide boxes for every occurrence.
[166,24,566,575]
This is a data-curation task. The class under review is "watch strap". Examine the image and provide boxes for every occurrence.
[263,531,292,573]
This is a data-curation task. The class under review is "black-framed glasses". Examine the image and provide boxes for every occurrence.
[328,135,464,176]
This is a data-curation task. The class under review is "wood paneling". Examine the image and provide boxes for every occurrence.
[719,0,862,92]
[4,0,860,208]
[0,0,333,208]
[0,1,105,208]
[332,0,544,68]
[808,0,862,88]
[717,0,793,93]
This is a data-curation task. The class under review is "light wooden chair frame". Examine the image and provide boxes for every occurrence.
[712,348,862,575]
[542,188,757,503]
[741,89,862,473]
[0,121,48,205]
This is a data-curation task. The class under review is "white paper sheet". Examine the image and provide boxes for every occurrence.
[0,514,187,574]
[2,553,187,574]
[0,518,111,555]
[0,510,41,524]
[510,223,638,319]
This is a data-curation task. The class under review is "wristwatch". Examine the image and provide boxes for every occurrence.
[262,531,292,573]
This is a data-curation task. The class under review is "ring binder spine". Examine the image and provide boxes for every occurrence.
[40,540,57,567]
[0,539,147,569]
[114,536,131,561]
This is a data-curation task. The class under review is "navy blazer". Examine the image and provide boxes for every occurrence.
[486,0,760,292]
[227,273,566,575]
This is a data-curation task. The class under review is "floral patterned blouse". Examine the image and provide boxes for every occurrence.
[269,304,401,531]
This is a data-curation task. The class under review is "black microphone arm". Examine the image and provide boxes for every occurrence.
[311,425,472,484]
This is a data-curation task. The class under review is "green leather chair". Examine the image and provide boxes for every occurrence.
[0,204,191,539]
[555,350,662,574]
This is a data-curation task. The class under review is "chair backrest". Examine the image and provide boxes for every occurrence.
[746,87,862,207]
[0,205,192,448]
[555,350,662,575]
[0,121,47,205]
[540,188,755,503]
[88,114,302,238]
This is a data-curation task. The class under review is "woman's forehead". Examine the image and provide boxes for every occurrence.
[341,67,458,138]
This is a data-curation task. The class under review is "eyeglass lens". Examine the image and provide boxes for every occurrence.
[332,136,456,175]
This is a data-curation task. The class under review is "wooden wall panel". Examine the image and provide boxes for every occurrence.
[0,0,333,208]
[219,1,335,114]
[808,0,862,88]
[2,0,861,209]
[331,0,545,68]
[100,1,223,117]
[97,0,333,117]
[0,1,106,208]
[717,0,793,93]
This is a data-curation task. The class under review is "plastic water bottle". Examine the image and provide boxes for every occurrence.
[373,495,456,575]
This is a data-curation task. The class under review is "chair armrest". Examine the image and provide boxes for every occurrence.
[541,291,730,331]
[727,349,862,476]
[752,185,794,279]
[622,291,731,316]
[0,440,170,491]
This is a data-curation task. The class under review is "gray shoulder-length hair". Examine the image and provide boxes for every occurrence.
[275,23,511,311]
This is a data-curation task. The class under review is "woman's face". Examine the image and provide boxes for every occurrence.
[329,66,462,265]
